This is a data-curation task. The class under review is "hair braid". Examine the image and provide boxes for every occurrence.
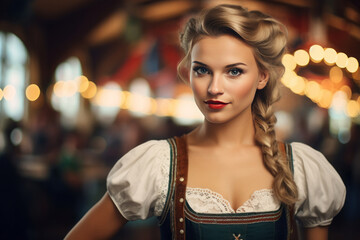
[178,4,298,205]
[252,95,298,205]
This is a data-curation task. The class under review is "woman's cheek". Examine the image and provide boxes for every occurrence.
[230,78,257,98]
[191,79,205,97]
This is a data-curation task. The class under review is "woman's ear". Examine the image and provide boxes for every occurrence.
[257,71,269,90]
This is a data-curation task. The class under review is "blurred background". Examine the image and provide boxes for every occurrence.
[0,0,359,239]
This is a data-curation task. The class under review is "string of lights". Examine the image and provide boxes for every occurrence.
[0,45,359,123]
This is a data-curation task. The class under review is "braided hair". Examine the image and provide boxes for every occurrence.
[178,4,298,205]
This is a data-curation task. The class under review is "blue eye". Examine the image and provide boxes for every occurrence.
[193,66,209,75]
[229,68,243,76]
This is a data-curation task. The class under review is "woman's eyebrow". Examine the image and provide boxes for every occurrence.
[192,61,247,68]
[192,61,207,66]
[225,62,247,68]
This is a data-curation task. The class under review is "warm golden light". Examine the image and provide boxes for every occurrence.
[281,70,297,87]
[128,93,152,115]
[279,45,360,119]
[65,81,77,97]
[93,88,122,107]
[3,85,16,101]
[331,91,347,112]
[156,98,176,117]
[346,100,360,117]
[173,94,203,124]
[294,49,310,66]
[150,98,157,115]
[81,81,97,99]
[282,54,297,70]
[318,89,333,109]
[26,84,41,101]
[346,57,359,73]
[76,75,90,92]
[329,66,343,83]
[335,52,348,68]
[309,45,324,62]
[340,85,352,99]
[53,81,65,97]
[0,88,3,100]
[305,81,321,103]
[324,48,337,65]
[120,91,131,109]
[291,76,306,95]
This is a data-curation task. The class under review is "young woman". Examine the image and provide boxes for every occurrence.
[65,4,345,240]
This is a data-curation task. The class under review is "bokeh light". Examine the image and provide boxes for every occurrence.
[291,76,306,95]
[155,98,176,117]
[340,85,352,99]
[173,93,203,125]
[53,81,65,97]
[331,91,348,112]
[93,83,122,107]
[346,100,360,118]
[294,49,310,66]
[81,81,97,99]
[3,85,16,101]
[26,84,41,101]
[76,75,89,93]
[324,48,337,65]
[346,57,359,73]
[329,66,343,84]
[282,54,297,70]
[335,52,348,68]
[318,89,333,109]
[309,44,324,62]
[305,81,321,102]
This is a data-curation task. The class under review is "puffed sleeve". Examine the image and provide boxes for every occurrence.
[107,139,170,221]
[291,142,346,228]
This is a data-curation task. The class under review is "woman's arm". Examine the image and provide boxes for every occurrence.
[65,192,128,240]
[304,226,328,240]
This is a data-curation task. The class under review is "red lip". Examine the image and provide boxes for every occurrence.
[204,100,229,110]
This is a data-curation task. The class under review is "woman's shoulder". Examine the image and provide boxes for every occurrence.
[107,138,171,187]
[288,142,346,227]
[106,138,173,220]
[289,142,324,158]
[124,138,170,156]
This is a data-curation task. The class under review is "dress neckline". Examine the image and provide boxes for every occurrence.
[186,187,280,214]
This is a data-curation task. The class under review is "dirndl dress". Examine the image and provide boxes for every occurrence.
[158,136,297,240]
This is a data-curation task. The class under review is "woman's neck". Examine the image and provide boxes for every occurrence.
[188,109,257,148]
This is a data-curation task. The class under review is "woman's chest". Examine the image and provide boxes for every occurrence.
[187,148,274,210]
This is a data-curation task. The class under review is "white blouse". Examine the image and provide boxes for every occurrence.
[107,140,346,228]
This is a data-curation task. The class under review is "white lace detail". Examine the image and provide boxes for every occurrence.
[154,141,171,216]
[186,187,280,214]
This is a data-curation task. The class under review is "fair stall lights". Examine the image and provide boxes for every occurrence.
[1,44,359,122]
[281,44,360,120]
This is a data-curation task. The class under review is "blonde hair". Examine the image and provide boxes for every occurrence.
[178,4,298,205]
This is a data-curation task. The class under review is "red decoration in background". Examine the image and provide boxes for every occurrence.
[160,42,182,72]
[112,51,145,84]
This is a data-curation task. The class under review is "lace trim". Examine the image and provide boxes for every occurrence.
[186,187,280,214]
[154,141,171,216]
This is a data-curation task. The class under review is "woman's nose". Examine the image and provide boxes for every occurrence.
[208,75,224,95]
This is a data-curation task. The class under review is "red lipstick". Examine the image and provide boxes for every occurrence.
[205,100,229,110]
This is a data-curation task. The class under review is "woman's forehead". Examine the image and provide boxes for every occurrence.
[190,35,256,67]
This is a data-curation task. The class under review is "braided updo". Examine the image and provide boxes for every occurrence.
[178,4,298,205]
